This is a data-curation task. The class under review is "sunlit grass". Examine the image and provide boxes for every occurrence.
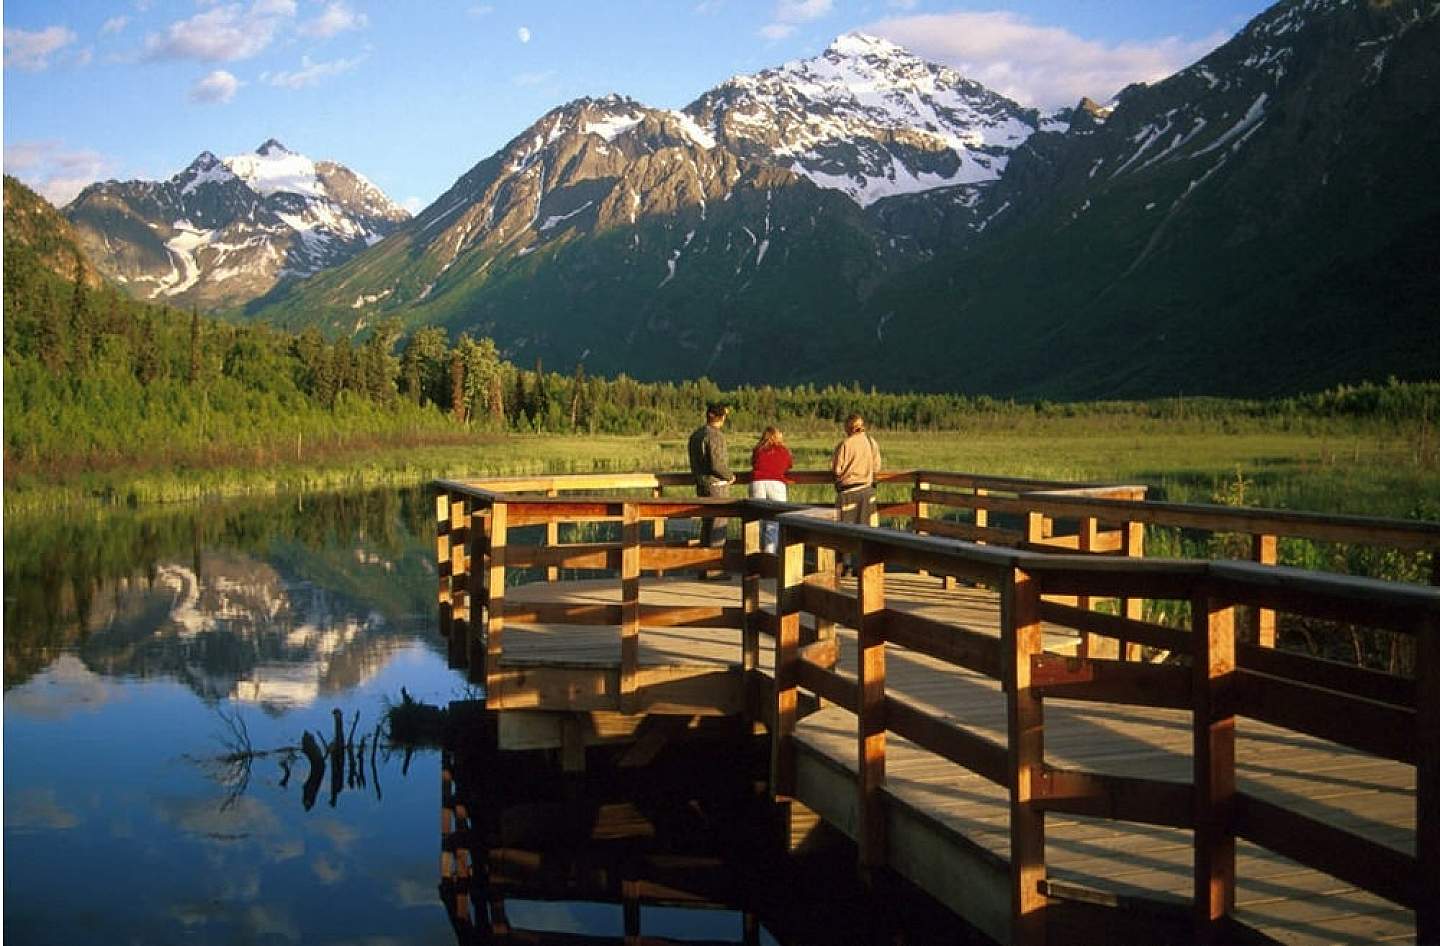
[5,417,1436,522]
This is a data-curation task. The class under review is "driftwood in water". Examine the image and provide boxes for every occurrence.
[300,730,325,811]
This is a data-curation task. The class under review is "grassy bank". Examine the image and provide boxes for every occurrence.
[6,414,1436,522]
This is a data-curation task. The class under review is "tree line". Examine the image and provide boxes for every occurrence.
[5,244,1437,474]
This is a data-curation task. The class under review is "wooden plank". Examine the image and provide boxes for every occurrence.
[914,516,1024,546]
[882,608,1003,679]
[857,540,887,872]
[743,516,761,673]
[1024,557,1209,600]
[1236,642,1414,708]
[773,533,805,799]
[885,697,1009,786]
[797,656,856,711]
[1193,594,1237,941]
[620,504,640,714]
[484,502,508,702]
[1009,492,1440,552]
[1232,669,1414,763]
[1037,601,1192,656]
[1208,561,1440,631]
[1005,566,1048,946]
[1233,792,1416,910]
[1031,654,1193,710]
[437,491,453,638]
[1249,534,1277,647]
[1033,767,1193,829]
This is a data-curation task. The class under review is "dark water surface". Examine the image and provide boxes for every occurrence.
[4,486,978,946]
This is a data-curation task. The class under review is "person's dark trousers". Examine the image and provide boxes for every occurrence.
[835,485,876,575]
[698,480,730,577]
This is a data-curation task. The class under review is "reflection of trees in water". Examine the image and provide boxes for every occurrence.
[4,486,441,698]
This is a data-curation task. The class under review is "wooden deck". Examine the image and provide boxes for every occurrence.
[500,573,1417,945]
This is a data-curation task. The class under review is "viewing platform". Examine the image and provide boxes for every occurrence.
[433,469,1440,945]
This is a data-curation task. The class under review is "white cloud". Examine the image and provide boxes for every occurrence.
[263,53,365,89]
[401,196,425,214]
[101,16,131,36]
[760,0,832,41]
[190,69,241,104]
[865,11,1227,109]
[517,26,532,43]
[299,2,367,38]
[4,25,78,71]
[3,141,115,206]
[142,1,296,62]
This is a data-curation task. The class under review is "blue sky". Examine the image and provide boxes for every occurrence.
[4,0,1275,213]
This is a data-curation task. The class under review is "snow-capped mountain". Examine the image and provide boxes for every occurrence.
[864,0,1440,396]
[64,140,408,310]
[686,32,1046,207]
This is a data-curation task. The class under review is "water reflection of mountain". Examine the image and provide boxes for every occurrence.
[4,487,443,704]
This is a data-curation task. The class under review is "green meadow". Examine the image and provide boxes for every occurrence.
[8,414,1435,524]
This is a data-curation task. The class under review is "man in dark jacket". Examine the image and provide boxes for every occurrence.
[688,403,734,577]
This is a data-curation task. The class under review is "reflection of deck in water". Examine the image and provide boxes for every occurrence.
[436,472,1440,946]
[439,708,972,945]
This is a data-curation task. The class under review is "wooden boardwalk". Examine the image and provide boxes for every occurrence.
[502,574,1417,945]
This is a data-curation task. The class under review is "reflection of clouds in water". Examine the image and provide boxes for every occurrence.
[5,787,82,831]
[308,815,361,851]
[152,794,304,864]
[5,654,118,720]
[311,853,346,885]
[168,901,300,943]
[390,875,440,908]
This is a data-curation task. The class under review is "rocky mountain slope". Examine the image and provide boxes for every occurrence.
[245,35,1048,381]
[77,0,1440,397]
[864,0,1440,396]
[4,174,104,288]
[64,140,408,310]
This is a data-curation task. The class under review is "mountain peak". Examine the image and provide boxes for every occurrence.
[256,138,292,156]
[826,32,904,58]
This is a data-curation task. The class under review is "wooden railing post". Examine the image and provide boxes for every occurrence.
[1192,591,1237,942]
[1417,611,1439,944]
[621,503,641,714]
[468,502,489,679]
[652,486,666,576]
[742,513,761,674]
[913,473,932,581]
[1119,519,1145,661]
[1249,534,1277,647]
[1077,516,1117,658]
[437,490,454,640]
[451,495,471,667]
[1004,565,1046,946]
[483,502,507,704]
[772,526,805,799]
[545,488,560,583]
[856,539,887,875]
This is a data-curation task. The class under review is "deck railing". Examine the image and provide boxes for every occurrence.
[769,513,1438,945]
[434,469,1440,945]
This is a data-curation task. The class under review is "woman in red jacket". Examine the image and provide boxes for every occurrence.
[749,426,793,554]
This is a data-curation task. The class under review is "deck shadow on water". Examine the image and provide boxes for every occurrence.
[438,701,995,946]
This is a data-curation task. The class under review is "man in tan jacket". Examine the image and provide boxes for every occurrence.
[832,412,882,528]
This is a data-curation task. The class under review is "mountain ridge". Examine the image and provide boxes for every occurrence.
[63,141,409,310]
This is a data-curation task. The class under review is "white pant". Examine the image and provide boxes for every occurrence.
[749,479,788,553]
